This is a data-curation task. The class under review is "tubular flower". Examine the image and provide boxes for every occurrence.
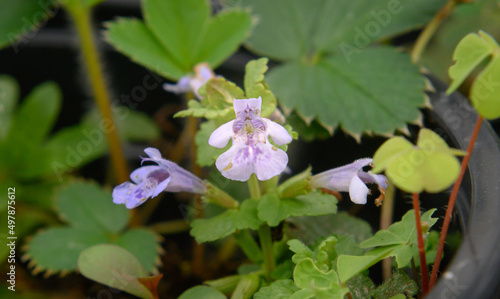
[163,62,215,99]
[112,148,206,209]
[209,97,293,182]
[310,158,388,205]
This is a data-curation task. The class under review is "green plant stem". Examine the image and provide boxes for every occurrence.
[380,182,395,281]
[411,0,457,63]
[247,175,275,280]
[411,258,422,299]
[149,219,190,234]
[429,115,483,289]
[412,193,429,296]
[65,4,129,183]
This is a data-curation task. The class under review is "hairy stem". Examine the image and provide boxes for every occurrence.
[380,183,396,281]
[248,175,275,280]
[429,115,483,288]
[411,0,457,63]
[66,4,129,183]
[412,193,429,296]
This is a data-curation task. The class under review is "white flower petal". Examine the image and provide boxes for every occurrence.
[233,97,262,114]
[129,165,160,184]
[267,120,292,145]
[254,142,289,181]
[209,120,235,148]
[163,76,190,94]
[215,142,254,181]
[144,147,163,161]
[349,175,369,204]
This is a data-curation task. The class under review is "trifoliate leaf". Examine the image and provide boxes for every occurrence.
[254,279,299,299]
[373,128,464,193]
[190,199,262,243]
[78,244,154,299]
[258,192,338,227]
[470,54,500,119]
[447,31,498,94]
[56,181,129,233]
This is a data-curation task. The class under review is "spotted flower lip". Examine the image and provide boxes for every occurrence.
[309,158,388,205]
[112,147,206,209]
[163,63,215,99]
[208,97,293,182]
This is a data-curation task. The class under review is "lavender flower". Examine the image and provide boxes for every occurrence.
[112,148,206,209]
[209,97,293,182]
[310,158,388,205]
[163,63,215,99]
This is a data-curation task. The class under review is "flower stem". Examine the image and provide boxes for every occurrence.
[412,193,429,296]
[429,115,483,288]
[380,182,396,281]
[411,0,457,63]
[247,175,275,280]
[65,4,129,183]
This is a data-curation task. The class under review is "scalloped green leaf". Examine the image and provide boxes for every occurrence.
[105,18,186,80]
[447,31,498,94]
[254,279,299,299]
[56,181,129,233]
[267,48,425,135]
[258,192,337,227]
[7,81,61,144]
[470,54,500,119]
[116,229,160,274]
[0,75,19,140]
[190,199,262,243]
[26,227,108,273]
[174,100,233,119]
[0,0,57,49]
[360,209,437,248]
[242,0,445,61]
[195,121,230,167]
[373,129,463,193]
[244,58,277,117]
[293,258,339,289]
[78,244,154,299]
[178,286,226,299]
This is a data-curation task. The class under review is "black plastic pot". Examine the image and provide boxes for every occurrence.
[426,77,500,299]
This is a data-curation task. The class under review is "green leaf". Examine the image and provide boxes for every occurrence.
[293,258,339,289]
[360,209,438,248]
[0,75,19,140]
[0,0,57,49]
[346,274,376,299]
[190,199,262,243]
[254,279,299,299]
[105,18,186,80]
[447,31,498,94]
[231,273,260,299]
[373,128,463,193]
[470,54,500,119]
[267,48,425,135]
[175,99,233,119]
[288,239,313,264]
[7,81,61,144]
[197,9,253,68]
[244,58,277,117]
[337,245,396,283]
[371,269,418,299]
[116,229,160,274]
[143,0,210,69]
[78,244,154,299]
[19,180,60,209]
[203,77,245,108]
[412,230,440,267]
[195,121,230,167]
[258,192,338,227]
[243,0,445,61]
[56,181,129,233]
[287,212,373,245]
[178,285,226,299]
[26,227,108,273]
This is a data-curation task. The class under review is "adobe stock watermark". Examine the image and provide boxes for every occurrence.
[51,68,164,182]
[339,0,404,63]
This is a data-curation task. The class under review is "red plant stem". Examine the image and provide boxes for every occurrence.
[413,193,429,296]
[429,115,484,289]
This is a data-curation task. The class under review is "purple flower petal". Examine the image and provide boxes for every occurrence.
[233,97,262,115]
[267,120,293,145]
[216,143,254,181]
[349,175,369,204]
[208,120,235,148]
[254,142,289,181]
